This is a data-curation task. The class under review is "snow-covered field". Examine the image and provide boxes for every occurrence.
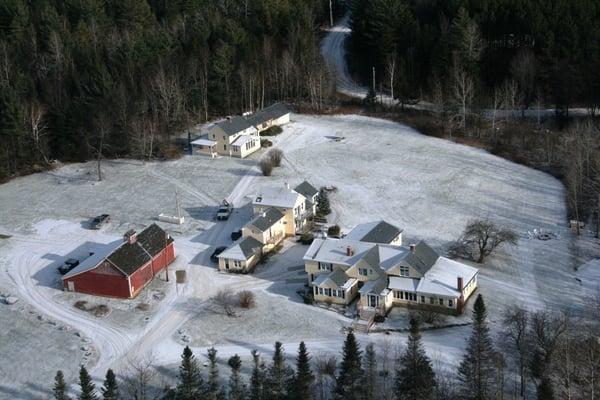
[0,113,598,398]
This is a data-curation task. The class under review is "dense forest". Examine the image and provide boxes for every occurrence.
[0,0,340,180]
[50,295,600,400]
[349,0,600,113]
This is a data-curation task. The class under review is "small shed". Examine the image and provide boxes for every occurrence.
[62,224,176,298]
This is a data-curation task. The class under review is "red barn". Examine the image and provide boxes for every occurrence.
[62,224,176,298]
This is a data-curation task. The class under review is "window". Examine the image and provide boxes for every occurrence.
[324,288,331,296]
[314,286,318,295]
[438,298,444,306]
[400,266,409,277]
[449,299,454,308]
[223,144,227,151]
[318,288,324,295]
[341,291,345,299]
[234,260,241,268]
[318,262,332,271]
[429,297,434,304]
[359,268,368,276]
[420,296,425,303]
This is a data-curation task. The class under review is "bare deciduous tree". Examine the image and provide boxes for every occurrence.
[122,355,157,400]
[503,305,530,398]
[451,219,518,263]
[28,100,50,165]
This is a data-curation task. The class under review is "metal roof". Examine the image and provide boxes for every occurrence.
[246,103,290,127]
[213,116,255,136]
[63,224,173,278]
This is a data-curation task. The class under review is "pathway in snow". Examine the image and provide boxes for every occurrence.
[320,14,590,117]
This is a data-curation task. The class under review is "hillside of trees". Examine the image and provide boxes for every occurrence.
[49,295,600,400]
[349,0,600,114]
[0,0,339,180]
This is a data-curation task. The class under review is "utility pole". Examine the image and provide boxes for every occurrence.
[329,0,333,27]
[596,193,600,238]
[372,67,376,93]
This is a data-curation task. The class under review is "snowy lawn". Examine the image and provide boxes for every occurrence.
[0,113,599,397]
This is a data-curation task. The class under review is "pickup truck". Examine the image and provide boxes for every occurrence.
[216,200,233,221]
[91,214,110,229]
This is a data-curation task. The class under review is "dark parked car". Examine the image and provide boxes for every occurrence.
[91,214,110,229]
[231,230,242,241]
[210,246,228,263]
[58,258,80,275]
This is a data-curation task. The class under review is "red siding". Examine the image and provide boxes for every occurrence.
[63,242,177,299]
[63,268,130,298]
[129,262,153,297]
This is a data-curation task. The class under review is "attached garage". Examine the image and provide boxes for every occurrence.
[62,224,176,299]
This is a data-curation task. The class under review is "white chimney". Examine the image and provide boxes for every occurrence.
[409,244,416,252]
[285,182,290,190]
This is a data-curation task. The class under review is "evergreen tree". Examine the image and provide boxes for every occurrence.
[266,341,294,400]
[78,366,98,400]
[316,188,331,217]
[228,354,245,400]
[334,330,364,400]
[457,295,497,400]
[362,343,377,400]
[53,370,70,400]
[175,346,203,400]
[363,87,378,110]
[290,341,314,400]
[537,377,555,400]
[249,350,267,400]
[206,347,224,400]
[394,319,437,400]
[101,369,118,400]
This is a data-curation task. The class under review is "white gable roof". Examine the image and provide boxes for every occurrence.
[417,257,479,297]
[254,187,304,209]
[63,240,123,278]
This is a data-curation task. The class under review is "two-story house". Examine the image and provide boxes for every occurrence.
[217,182,318,273]
[207,116,261,158]
[303,221,479,317]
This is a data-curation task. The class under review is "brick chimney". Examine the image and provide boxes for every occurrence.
[409,243,416,252]
[457,277,464,292]
[346,245,354,256]
[124,229,137,244]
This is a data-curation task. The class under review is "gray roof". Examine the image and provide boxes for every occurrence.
[247,103,290,126]
[328,269,349,286]
[405,241,440,275]
[239,236,263,258]
[214,116,254,136]
[313,268,350,288]
[346,220,403,244]
[294,181,319,199]
[248,208,285,232]
[219,236,263,261]
[359,277,389,295]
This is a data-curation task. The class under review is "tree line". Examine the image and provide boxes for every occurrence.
[50,294,600,400]
[0,0,339,180]
[349,0,600,117]
[349,0,600,225]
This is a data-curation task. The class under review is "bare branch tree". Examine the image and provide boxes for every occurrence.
[503,305,530,398]
[451,219,518,263]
